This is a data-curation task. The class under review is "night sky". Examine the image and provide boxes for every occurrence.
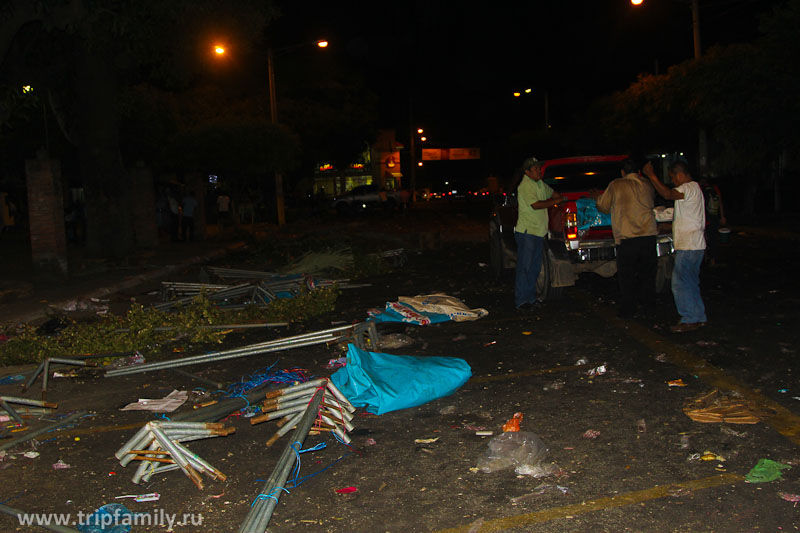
[272,0,783,151]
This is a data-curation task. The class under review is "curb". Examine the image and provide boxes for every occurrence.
[6,241,247,326]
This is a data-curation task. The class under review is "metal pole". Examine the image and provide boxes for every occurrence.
[0,411,87,452]
[268,46,286,227]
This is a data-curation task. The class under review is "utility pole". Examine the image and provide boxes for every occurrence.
[691,0,708,175]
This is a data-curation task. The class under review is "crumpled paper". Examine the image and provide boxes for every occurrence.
[120,390,188,412]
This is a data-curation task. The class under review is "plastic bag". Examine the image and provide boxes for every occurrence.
[77,503,133,533]
[398,294,488,322]
[477,431,556,476]
[330,343,471,415]
[576,197,611,231]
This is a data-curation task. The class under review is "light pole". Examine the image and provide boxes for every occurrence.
[215,40,328,227]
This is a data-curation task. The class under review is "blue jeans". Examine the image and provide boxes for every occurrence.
[672,249,706,324]
[515,232,544,308]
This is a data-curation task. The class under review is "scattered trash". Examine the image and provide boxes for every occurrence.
[119,390,188,412]
[325,357,347,369]
[745,459,791,483]
[483,341,497,347]
[637,419,647,433]
[778,492,800,506]
[105,352,146,370]
[477,431,556,477]
[696,341,718,347]
[680,435,690,449]
[582,429,601,439]
[330,344,471,415]
[654,353,668,363]
[114,492,160,503]
[510,484,570,503]
[502,412,523,432]
[365,438,377,446]
[439,405,457,415]
[543,380,565,391]
[23,451,40,459]
[77,503,133,533]
[0,374,24,385]
[701,451,725,462]
[398,294,489,322]
[667,379,687,387]
[720,426,748,438]
[476,431,493,437]
[335,486,358,494]
[683,389,769,424]
[378,333,416,350]
[575,357,589,365]
[521,331,532,336]
[586,365,607,377]
[52,459,72,469]
[778,388,789,393]
[451,334,467,342]
[415,437,440,444]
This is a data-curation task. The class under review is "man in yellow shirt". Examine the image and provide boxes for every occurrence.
[515,157,564,310]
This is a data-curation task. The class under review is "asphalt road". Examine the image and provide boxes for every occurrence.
[1,203,798,532]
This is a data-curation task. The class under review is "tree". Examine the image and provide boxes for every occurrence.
[0,0,277,258]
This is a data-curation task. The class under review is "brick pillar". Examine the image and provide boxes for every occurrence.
[25,157,68,278]
[129,163,158,248]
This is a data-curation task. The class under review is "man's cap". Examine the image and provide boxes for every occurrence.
[522,157,541,170]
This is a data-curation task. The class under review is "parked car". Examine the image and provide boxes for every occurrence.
[332,185,399,215]
[489,155,674,300]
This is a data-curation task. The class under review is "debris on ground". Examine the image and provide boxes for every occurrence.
[368,293,488,325]
[582,429,601,439]
[477,431,557,477]
[378,333,416,349]
[667,379,687,387]
[119,389,188,412]
[330,343,471,415]
[778,492,800,506]
[683,389,770,424]
[543,380,565,391]
[249,378,355,446]
[586,364,607,377]
[503,412,523,432]
[114,421,234,489]
[745,459,791,483]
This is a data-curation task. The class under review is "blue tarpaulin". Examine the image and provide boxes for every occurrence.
[575,197,611,231]
[330,344,472,415]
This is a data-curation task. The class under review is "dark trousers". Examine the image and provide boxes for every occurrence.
[616,235,657,317]
[181,216,194,241]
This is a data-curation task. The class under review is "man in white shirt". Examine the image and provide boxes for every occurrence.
[643,160,706,332]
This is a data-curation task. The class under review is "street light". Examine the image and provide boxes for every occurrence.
[214,40,328,226]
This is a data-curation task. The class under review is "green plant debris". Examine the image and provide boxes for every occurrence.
[0,286,339,366]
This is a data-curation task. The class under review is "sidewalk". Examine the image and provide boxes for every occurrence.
[0,232,246,326]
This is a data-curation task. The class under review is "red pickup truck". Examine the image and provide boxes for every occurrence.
[489,155,674,300]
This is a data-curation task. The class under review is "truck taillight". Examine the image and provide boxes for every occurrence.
[565,212,578,240]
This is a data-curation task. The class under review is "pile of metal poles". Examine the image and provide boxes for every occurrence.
[249,378,355,446]
[0,395,57,427]
[115,421,234,489]
[104,324,377,378]
[239,388,325,532]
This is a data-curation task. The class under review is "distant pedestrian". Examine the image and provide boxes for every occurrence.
[595,157,658,319]
[514,156,564,311]
[181,191,198,242]
[167,189,180,242]
[644,160,706,332]
[216,192,231,234]
[699,177,726,266]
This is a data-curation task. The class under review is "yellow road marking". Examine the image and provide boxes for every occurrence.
[611,315,800,445]
[470,364,587,384]
[436,473,742,532]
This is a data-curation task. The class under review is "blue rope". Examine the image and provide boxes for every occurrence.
[250,486,290,506]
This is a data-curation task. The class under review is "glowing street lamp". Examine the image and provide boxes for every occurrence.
[214,40,328,226]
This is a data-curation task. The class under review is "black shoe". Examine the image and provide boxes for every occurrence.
[516,303,534,313]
